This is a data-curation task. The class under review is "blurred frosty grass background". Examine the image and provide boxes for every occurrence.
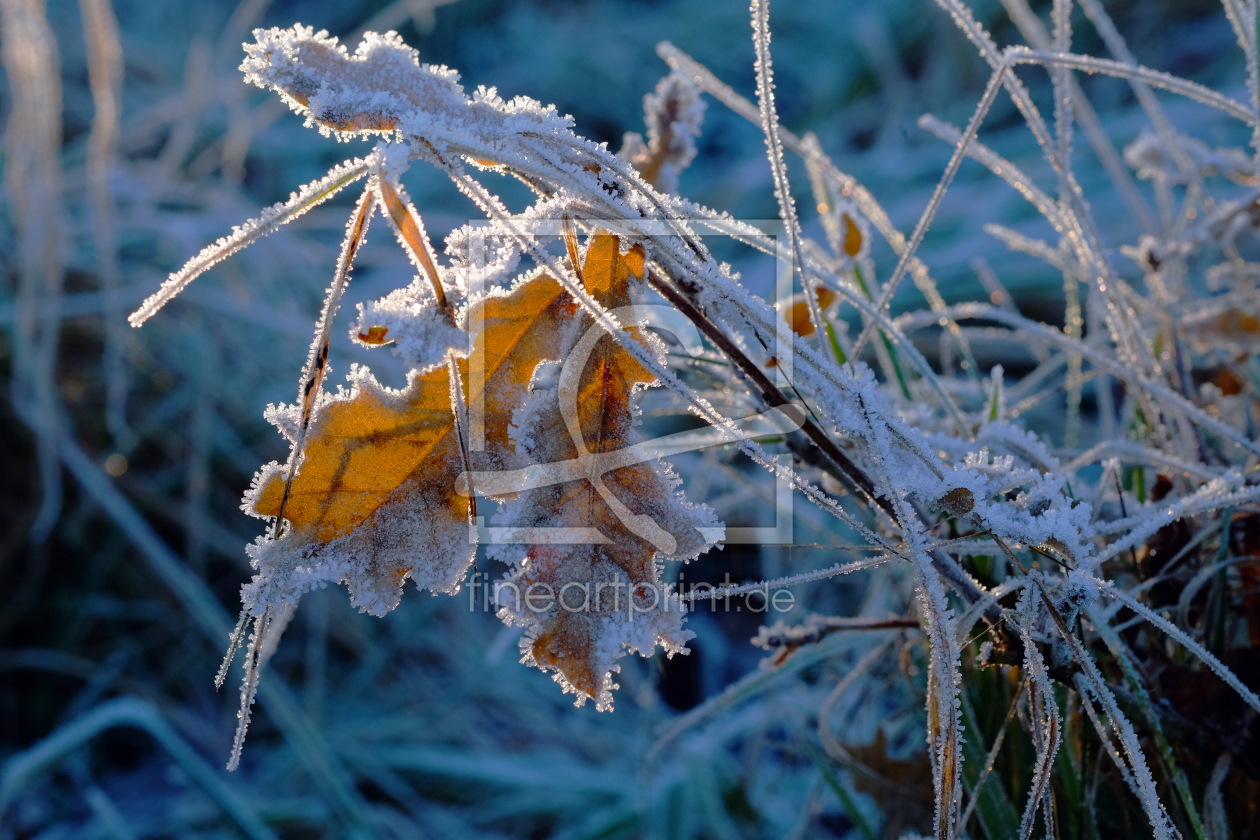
[0,0,1242,837]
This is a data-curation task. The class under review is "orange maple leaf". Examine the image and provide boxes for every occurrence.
[492,232,720,709]
[243,252,576,615]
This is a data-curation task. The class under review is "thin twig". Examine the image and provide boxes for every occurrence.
[646,266,887,513]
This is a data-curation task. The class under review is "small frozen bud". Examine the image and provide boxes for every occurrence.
[821,198,870,263]
[351,284,466,371]
[937,487,974,517]
[785,286,837,337]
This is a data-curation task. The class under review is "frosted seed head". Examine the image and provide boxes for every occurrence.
[624,69,707,193]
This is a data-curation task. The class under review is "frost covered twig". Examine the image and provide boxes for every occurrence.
[128,158,371,327]
[750,0,830,364]
[851,60,1009,361]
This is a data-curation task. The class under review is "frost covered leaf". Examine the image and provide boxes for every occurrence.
[243,246,587,616]
[241,26,465,135]
[247,364,472,614]
[374,171,451,317]
[494,231,720,710]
